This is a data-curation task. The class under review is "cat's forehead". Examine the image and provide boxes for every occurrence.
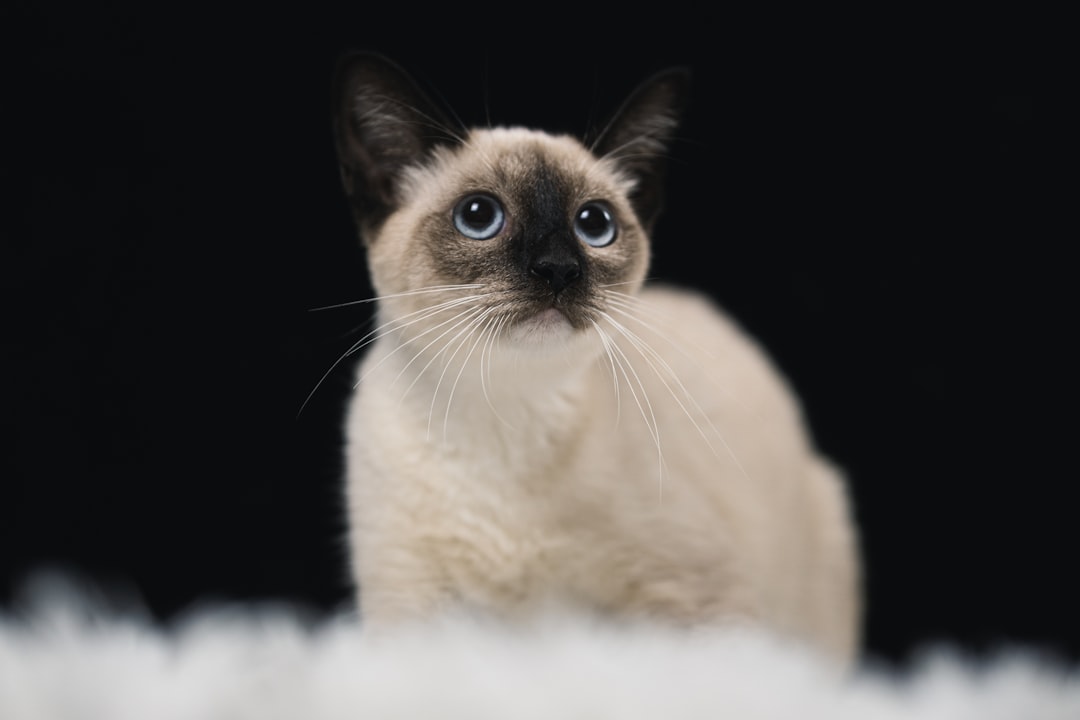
[412,127,633,203]
[463,128,599,173]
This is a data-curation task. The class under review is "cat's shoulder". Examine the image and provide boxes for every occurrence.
[634,283,787,381]
[637,283,746,337]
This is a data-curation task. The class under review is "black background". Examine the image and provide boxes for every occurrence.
[5,6,1067,667]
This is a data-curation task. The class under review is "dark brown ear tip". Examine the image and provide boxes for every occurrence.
[655,66,693,87]
[331,51,456,138]
[334,51,411,81]
[333,51,403,104]
[592,65,692,150]
[331,52,371,116]
[645,66,693,111]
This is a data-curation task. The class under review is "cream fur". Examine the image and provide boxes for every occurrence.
[343,126,860,664]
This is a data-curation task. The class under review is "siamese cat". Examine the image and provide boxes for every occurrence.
[329,52,861,663]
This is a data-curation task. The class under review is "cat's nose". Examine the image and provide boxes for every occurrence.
[530,257,582,295]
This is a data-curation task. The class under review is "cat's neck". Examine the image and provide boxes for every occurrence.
[366,332,602,452]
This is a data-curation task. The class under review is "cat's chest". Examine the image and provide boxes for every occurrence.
[424,472,571,608]
[360,418,580,608]
[347,354,605,596]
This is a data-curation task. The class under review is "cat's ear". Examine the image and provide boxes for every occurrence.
[332,52,459,237]
[590,68,690,231]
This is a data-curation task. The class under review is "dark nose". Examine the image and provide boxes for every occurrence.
[530,256,582,295]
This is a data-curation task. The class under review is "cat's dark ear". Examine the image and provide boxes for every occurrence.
[590,68,690,231]
[332,52,459,238]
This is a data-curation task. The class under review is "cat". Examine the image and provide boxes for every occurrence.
[329,52,861,664]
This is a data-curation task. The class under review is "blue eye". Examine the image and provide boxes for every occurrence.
[453,194,505,240]
[573,202,617,247]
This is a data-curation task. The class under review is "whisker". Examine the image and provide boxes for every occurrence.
[591,320,666,499]
[348,294,491,359]
[308,284,485,312]
[391,304,490,401]
[426,307,494,441]
[443,308,499,440]
[604,293,750,415]
[591,321,622,427]
[362,91,471,147]
[592,119,681,163]
[300,294,489,418]
[599,309,753,485]
[604,295,718,363]
[480,314,517,430]
[297,347,356,420]
[345,297,491,397]
[596,280,646,291]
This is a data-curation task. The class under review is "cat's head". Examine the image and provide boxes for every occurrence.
[332,53,688,351]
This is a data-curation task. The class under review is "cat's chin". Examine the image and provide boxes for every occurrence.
[506,308,581,347]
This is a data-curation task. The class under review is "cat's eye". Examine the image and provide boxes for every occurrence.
[573,202,617,248]
[453,194,505,240]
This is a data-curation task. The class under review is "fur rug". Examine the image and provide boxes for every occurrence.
[1,577,1077,719]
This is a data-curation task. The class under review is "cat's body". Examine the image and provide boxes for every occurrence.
[332,55,861,663]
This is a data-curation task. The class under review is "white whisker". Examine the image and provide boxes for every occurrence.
[599,309,753,486]
[604,292,718,361]
[596,280,646,291]
[603,293,752,418]
[353,298,489,392]
[442,308,499,441]
[480,314,517,430]
[592,320,665,499]
[591,321,623,427]
[426,307,494,441]
[308,284,485,312]
[299,285,492,418]
[387,303,489,387]
[362,91,471,148]
[299,293,483,417]
[393,304,489,408]
[349,293,490,359]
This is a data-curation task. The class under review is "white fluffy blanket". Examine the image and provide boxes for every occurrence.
[2,580,1077,719]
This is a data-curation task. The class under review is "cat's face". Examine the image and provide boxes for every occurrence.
[366,127,650,347]
[332,53,688,353]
